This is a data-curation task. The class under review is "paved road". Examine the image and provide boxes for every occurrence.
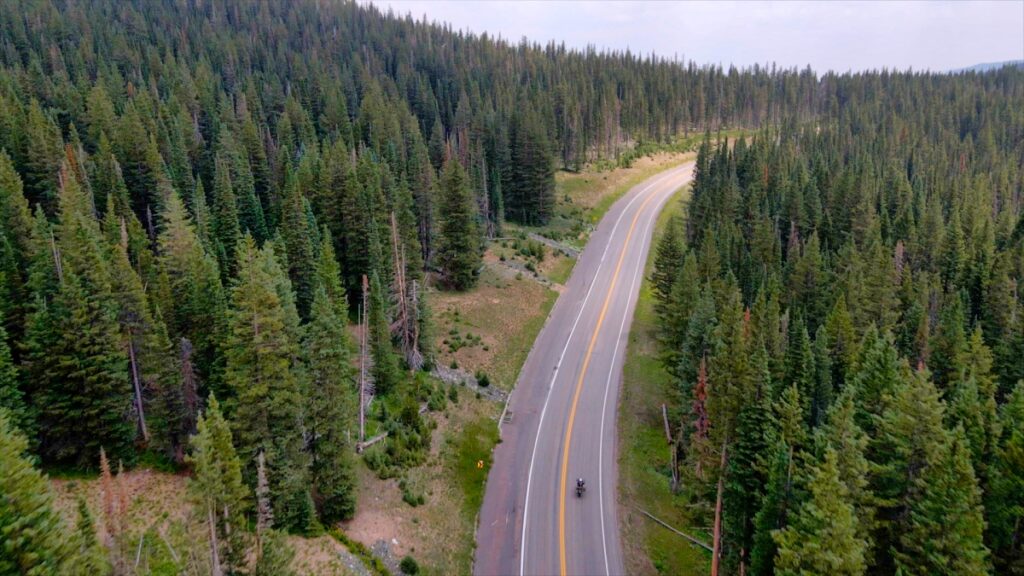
[475,163,695,576]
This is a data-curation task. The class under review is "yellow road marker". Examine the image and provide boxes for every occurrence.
[558,184,665,576]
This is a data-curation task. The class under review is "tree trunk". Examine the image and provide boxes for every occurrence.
[208,503,223,576]
[710,440,728,576]
[127,334,149,441]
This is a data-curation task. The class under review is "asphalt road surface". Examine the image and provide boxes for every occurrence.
[475,162,695,576]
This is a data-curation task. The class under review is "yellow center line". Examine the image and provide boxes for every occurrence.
[558,182,666,576]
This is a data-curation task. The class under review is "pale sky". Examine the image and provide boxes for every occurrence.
[370,0,1024,73]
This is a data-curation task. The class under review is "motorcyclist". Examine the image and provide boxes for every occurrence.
[577,477,585,489]
[576,477,586,496]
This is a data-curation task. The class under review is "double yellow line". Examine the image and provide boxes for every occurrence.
[557,185,664,576]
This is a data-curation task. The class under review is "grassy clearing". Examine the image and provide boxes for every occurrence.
[544,254,576,285]
[506,151,694,251]
[450,417,501,519]
[343,390,503,576]
[51,470,362,576]
[618,186,711,576]
[340,259,559,574]
[431,264,558,391]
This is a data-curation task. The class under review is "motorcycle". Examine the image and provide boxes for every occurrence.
[575,482,586,498]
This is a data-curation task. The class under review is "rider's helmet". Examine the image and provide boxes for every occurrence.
[577,477,584,485]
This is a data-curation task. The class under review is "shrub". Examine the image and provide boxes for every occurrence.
[400,556,420,575]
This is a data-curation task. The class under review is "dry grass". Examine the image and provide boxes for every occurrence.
[289,534,361,575]
[341,392,499,576]
[431,263,559,391]
[51,470,358,575]
[557,151,693,213]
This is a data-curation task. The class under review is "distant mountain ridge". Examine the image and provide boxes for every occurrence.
[955,60,1024,73]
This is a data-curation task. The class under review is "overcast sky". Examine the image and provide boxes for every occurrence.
[369,0,1024,73]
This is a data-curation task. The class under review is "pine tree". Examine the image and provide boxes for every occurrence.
[24,162,133,466]
[504,106,555,225]
[0,410,84,574]
[211,155,242,279]
[870,367,949,572]
[224,236,313,532]
[21,100,63,214]
[849,330,905,436]
[74,495,110,574]
[219,128,268,243]
[895,427,990,575]
[436,158,481,290]
[0,149,33,264]
[279,173,317,320]
[315,227,348,318]
[750,441,793,576]
[188,394,250,575]
[814,390,874,551]
[722,346,773,574]
[987,381,1024,573]
[368,271,402,395]
[157,190,227,396]
[305,286,359,523]
[253,529,296,576]
[651,216,685,307]
[0,325,29,435]
[929,295,968,392]
[774,448,867,576]
[105,217,179,449]
[89,134,132,221]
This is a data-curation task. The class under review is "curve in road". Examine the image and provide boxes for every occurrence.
[475,162,695,576]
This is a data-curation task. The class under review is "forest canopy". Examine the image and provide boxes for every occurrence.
[0,0,1021,573]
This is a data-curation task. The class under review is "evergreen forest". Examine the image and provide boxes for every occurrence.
[0,0,1020,573]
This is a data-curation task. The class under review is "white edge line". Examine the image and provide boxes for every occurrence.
[518,167,682,576]
[598,169,689,575]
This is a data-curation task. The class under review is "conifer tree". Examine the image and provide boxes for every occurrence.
[74,495,110,574]
[21,100,63,214]
[504,106,555,225]
[157,190,227,395]
[0,326,29,435]
[368,272,402,395]
[0,149,33,265]
[253,529,296,576]
[0,410,89,575]
[315,227,348,318]
[774,448,867,576]
[24,163,133,465]
[219,129,268,243]
[279,173,317,320]
[815,391,874,551]
[436,158,481,290]
[849,330,904,436]
[870,367,949,572]
[211,155,242,279]
[895,427,990,575]
[304,287,358,523]
[651,216,685,306]
[987,381,1024,573]
[723,346,773,574]
[750,441,793,576]
[188,394,249,574]
[224,236,312,532]
[89,134,132,221]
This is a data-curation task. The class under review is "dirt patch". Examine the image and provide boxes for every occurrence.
[290,535,364,576]
[342,392,499,575]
